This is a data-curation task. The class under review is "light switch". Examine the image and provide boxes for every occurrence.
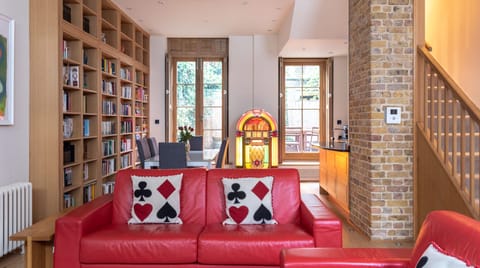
[385,107,401,124]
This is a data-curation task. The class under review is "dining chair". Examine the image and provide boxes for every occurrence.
[189,136,203,151]
[147,137,158,156]
[136,138,152,168]
[158,142,187,169]
[214,138,230,168]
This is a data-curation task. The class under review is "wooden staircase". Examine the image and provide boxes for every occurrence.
[415,46,480,230]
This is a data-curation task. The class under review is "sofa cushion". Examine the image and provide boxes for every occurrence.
[222,176,277,224]
[198,224,315,265]
[129,174,183,224]
[206,168,301,225]
[416,243,472,268]
[80,223,203,264]
[113,169,207,225]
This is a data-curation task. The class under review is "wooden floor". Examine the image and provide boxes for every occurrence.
[0,182,413,268]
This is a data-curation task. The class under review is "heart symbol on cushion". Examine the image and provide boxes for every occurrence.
[229,206,249,224]
[134,203,153,222]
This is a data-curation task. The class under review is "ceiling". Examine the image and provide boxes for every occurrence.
[112,0,348,57]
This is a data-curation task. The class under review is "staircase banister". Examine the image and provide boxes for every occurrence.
[418,46,480,122]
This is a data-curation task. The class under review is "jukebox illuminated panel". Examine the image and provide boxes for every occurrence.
[235,109,278,168]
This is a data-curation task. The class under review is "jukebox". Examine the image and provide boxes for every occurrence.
[235,109,278,168]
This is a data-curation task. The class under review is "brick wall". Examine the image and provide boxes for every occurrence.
[349,0,414,240]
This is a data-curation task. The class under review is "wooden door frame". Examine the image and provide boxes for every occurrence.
[279,58,329,161]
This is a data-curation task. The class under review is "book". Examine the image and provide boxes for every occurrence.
[64,167,73,187]
[83,17,90,33]
[83,119,90,137]
[63,117,73,138]
[63,4,71,23]
[83,164,89,180]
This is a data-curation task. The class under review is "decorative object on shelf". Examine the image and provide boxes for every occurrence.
[0,14,14,125]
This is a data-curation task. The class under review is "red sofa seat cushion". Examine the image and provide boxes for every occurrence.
[80,223,203,264]
[281,248,412,268]
[198,223,314,265]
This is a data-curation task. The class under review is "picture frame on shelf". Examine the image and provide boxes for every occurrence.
[0,14,14,125]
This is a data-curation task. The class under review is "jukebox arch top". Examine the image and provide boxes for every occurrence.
[235,109,278,168]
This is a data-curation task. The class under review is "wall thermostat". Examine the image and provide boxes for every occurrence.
[385,106,401,124]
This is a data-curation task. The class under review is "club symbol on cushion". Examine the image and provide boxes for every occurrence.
[134,181,152,201]
[227,183,246,204]
[157,202,177,223]
[253,204,272,224]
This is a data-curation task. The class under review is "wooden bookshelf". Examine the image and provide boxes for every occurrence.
[30,0,150,221]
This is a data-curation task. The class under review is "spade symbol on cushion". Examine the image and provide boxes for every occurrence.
[253,204,272,224]
[133,203,153,222]
[416,256,428,268]
[157,202,177,223]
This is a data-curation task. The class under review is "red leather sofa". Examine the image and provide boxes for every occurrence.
[54,168,342,267]
[281,210,480,267]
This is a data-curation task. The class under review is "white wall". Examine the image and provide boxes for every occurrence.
[148,35,278,164]
[333,55,348,139]
[0,0,29,186]
[426,0,480,106]
[149,35,167,141]
[228,35,278,163]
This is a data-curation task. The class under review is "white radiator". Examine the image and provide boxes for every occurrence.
[0,182,32,257]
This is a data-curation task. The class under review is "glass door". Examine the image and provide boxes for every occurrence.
[281,59,327,161]
[173,58,225,158]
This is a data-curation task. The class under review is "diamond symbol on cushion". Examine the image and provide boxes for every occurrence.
[252,181,269,200]
[157,180,176,199]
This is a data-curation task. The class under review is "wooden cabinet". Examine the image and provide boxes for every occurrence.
[30,0,149,221]
[319,147,349,213]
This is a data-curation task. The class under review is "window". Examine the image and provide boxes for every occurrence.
[280,58,329,161]
[166,38,228,158]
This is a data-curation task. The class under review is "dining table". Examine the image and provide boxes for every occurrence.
[144,150,214,169]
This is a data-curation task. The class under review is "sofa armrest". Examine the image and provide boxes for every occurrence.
[281,248,412,268]
[300,194,342,247]
[54,194,113,268]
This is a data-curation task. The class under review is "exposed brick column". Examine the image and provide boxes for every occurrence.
[349,0,414,240]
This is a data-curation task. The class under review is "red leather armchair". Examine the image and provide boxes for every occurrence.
[281,210,480,267]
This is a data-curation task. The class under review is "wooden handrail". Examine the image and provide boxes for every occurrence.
[417,46,480,218]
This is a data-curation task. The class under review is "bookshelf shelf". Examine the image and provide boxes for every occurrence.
[30,0,150,219]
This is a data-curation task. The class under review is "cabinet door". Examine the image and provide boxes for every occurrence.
[335,153,349,212]
[326,150,336,197]
[319,149,328,190]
